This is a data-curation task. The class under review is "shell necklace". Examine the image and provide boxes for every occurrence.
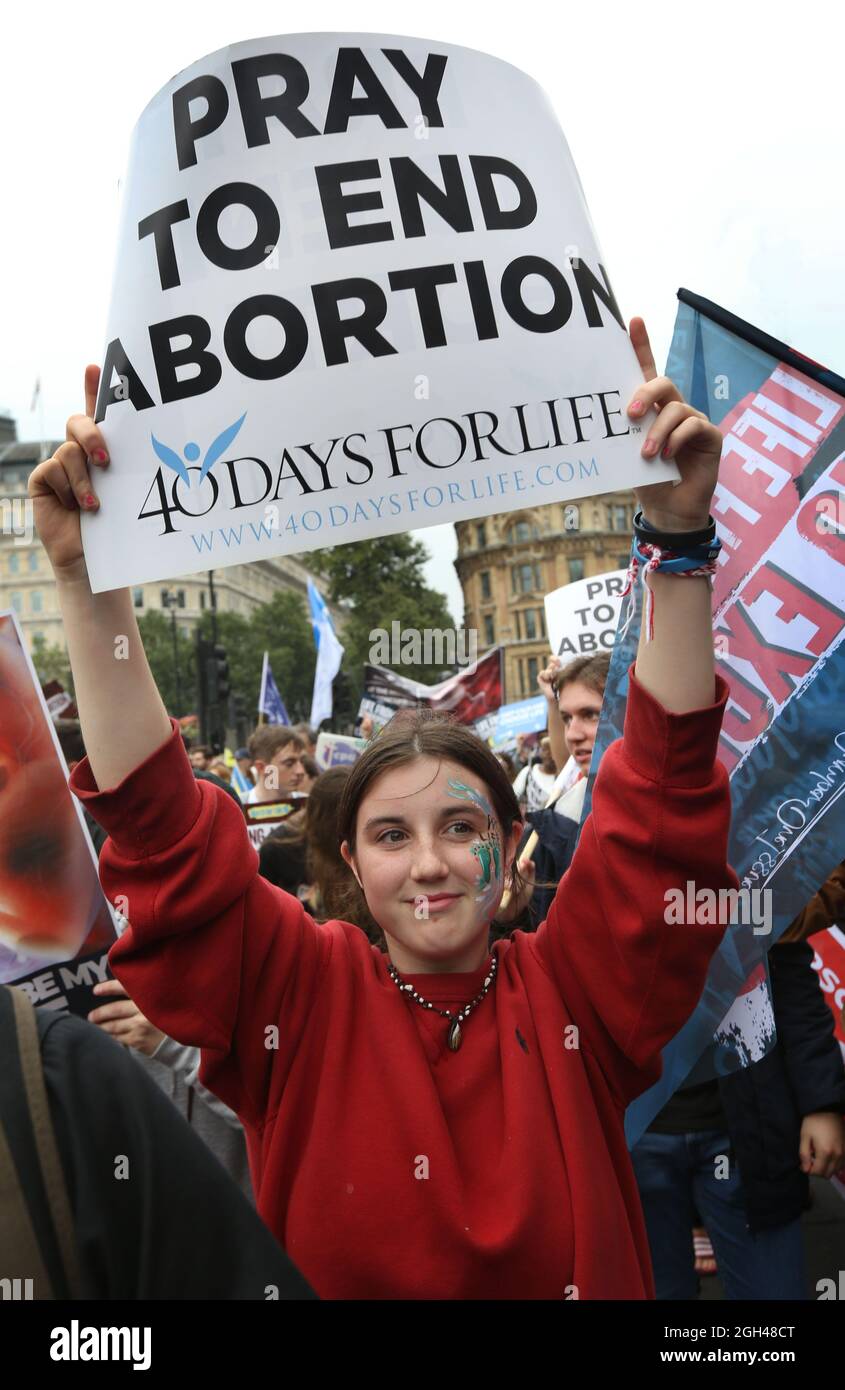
[387,953,499,1051]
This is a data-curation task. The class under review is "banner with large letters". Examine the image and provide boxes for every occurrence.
[0,613,119,1016]
[358,645,503,738]
[83,32,677,593]
[578,292,845,1143]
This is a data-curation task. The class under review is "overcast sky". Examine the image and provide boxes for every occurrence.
[2,0,841,619]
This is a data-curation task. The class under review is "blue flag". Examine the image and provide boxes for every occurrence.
[230,761,253,802]
[307,579,344,728]
[258,651,290,726]
[583,291,845,1145]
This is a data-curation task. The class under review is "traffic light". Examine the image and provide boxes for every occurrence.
[205,644,230,704]
[214,645,230,704]
[233,693,247,723]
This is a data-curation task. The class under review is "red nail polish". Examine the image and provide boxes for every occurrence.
[630,400,643,415]
[85,494,96,507]
[661,444,671,459]
[94,449,108,462]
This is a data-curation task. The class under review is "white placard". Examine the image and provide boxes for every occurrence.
[545,568,627,657]
[84,33,676,592]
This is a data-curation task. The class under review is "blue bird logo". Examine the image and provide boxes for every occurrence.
[151,413,247,486]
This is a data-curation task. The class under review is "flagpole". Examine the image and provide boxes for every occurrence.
[258,650,267,726]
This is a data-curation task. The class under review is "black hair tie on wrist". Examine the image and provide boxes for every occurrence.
[633,509,717,550]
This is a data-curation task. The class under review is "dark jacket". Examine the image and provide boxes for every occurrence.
[2,991,315,1298]
[718,941,845,1232]
[524,805,580,926]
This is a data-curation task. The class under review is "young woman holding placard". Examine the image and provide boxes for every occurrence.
[30,318,736,1299]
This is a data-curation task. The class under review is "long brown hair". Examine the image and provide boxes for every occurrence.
[304,768,380,941]
[338,709,525,914]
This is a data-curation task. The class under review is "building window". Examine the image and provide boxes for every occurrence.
[512,520,532,543]
[527,657,539,691]
[200,590,206,609]
[608,504,628,531]
[475,522,487,548]
[28,551,39,572]
[133,588,144,608]
[9,553,20,575]
[11,591,22,614]
[511,563,541,595]
[522,609,538,640]
[31,590,42,613]
[480,570,491,600]
[177,589,186,608]
[569,558,585,582]
[484,614,495,646]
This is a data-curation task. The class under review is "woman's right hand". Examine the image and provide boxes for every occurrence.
[28,365,110,578]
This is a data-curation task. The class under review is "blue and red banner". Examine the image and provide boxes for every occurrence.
[584,291,845,1143]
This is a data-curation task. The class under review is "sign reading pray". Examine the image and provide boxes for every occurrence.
[85,33,676,592]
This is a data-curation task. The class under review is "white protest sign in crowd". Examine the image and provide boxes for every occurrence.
[544,568,627,657]
[82,32,676,593]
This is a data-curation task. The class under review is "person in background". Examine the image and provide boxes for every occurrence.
[631,936,845,1300]
[540,652,610,790]
[258,826,312,905]
[677,856,845,1285]
[208,757,232,784]
[292,723,318,759]
[87,975,255,1201]
[246,726,306,804]
[495,752,517,782]
[499,652,610,930]
[512,736,557,814]
[188,744,212,771]
[1,985,314,1298]
[512,732,532,773]
[235,747,255,787]
[300,754,321,791]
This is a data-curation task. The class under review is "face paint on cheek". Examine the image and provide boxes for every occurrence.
[448,780,504,923]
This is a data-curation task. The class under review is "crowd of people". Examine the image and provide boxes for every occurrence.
[4,332,843,1303]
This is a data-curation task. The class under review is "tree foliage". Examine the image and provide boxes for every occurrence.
[310,535,455,700]
[31,632,74,693]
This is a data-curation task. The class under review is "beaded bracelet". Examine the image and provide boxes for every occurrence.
[619,513,722,642]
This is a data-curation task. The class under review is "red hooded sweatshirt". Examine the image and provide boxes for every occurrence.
[70,669,737,1300]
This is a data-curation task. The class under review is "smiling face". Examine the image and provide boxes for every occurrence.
[557,680,604,771]
[340,756,522,974]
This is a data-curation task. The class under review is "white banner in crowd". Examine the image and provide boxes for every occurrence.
[544,568,627,657]
[83,32,676,592]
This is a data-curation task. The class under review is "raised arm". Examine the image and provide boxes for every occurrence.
[33,366,326,1125]
[69,724,329,1126]
[533,317,733,1100]
[28,365,171,790]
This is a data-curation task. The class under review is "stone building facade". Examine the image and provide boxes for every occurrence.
[454,490,636,703]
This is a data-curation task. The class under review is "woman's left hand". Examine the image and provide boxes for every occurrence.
[627,317,723,533]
